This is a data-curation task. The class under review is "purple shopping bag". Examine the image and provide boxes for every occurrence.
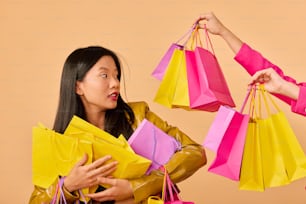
[128,119,181,174]
[203,87,252,180]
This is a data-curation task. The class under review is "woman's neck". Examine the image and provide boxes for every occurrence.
[85,111,106,130]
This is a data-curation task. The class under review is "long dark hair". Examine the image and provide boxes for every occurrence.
[53,46,135,139]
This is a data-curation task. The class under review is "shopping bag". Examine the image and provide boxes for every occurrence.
[151,44,184,81]
[154,48,190,109]
[32,124,93,189]
[206,107,249,180]
[239,85,306,191]
[147,196,164,204]
[237,85,264,191]
[272,112,306,182]
[258,87,306,187]
[203,87,252,180]
[239,118,265,191]
[151,23,196,81]
[32,115,152,201]
[257,115,290,188]
[64,116,152,179]
[147,167,194,204]
[185,28,235,112]
[203,87,251,152]
[32,124,94,202]
[128,119,181,174]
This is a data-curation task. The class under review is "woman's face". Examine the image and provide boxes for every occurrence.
[76,55,120,113]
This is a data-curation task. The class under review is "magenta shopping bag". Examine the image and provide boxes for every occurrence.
[128,119,181,174]
[203,87,252,180]
[185,28,235,112]
[207,108,249,180]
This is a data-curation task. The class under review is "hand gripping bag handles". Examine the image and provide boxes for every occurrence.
[185,25,235,111]
[147,167,194,204]
[202,85,252,181]
[51,177,87,204]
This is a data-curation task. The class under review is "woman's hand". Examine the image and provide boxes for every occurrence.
[63,154,117,192]
[86,177,134,202]
[250,68,283,93]
[196,12,228,36]
[250,68,299,100]
[195,12,243,54]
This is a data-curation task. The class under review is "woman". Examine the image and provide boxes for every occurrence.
[197,12,306,116]
[29,46,206,203]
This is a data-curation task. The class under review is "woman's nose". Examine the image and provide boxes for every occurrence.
[110,76,120,88]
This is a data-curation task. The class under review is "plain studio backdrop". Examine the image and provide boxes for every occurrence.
[1,1,305,203]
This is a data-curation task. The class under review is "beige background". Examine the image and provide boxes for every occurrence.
[1,0,306,203]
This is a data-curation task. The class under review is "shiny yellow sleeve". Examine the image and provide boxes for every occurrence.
[128,101,207,203]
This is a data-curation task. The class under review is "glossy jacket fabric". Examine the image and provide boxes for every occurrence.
[29,101,207,203]
[234,43,306,116]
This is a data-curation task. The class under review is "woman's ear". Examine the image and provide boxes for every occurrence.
[75,81,83,95]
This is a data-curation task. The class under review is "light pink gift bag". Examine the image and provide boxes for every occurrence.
[151,43,183,81]
[128,119,181,174]
[151,23,196,81]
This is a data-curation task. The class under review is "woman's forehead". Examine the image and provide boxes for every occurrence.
[93,55,118,71]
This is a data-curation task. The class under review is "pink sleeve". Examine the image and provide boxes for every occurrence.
[234,43,306,116]
[291,85,306,116]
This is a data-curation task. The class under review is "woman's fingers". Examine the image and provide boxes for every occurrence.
[75,154,89,167]
[90,155,112,170]
[87,155,118,178]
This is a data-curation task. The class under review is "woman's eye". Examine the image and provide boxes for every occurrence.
[100,73,107,78]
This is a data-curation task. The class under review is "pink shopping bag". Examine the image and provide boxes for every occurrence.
[151,43,183,81]
[128,119,181,174]
[151,24,196,81]
[185,28,235,112]
[203,87,252,180]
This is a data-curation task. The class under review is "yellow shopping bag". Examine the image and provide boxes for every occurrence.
[32,124,94,203]
[258,116,289,188]
[64,116,152,179]
[239,118,265,191]
[32,124,93,189]
[32,116,152,202]
[261,87,306,183]
[154,48,190,109]
[239,85,306,191]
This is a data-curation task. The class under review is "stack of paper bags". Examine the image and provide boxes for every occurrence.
[32,115,151,200]
[152,23,235,112]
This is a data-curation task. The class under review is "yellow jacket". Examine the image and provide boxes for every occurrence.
[29,101,206,203]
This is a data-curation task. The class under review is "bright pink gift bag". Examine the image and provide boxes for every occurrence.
[185,28,235,112]
[203,87,253,180]
[128,119,181,174]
